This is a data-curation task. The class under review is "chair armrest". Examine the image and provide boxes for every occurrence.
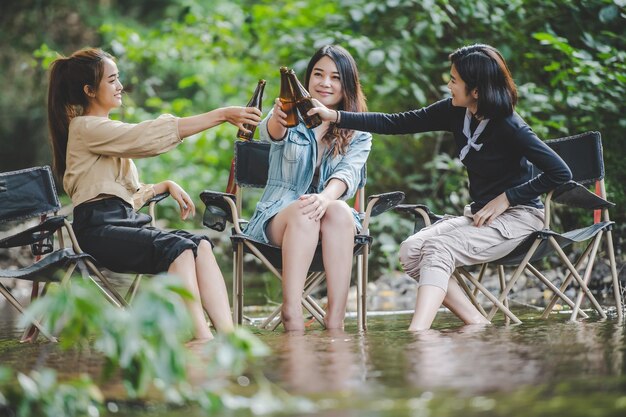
[0,215,66,249]
[360,191,404,232]
[199,190,238,232]
[394,204,444,232]
[368,192,406,217]
[140,192,170,209]
[552,181,614,209]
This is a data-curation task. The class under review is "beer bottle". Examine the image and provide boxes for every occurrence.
[237,79,266,140]
[279,67,298,128]
[288,69,322,129]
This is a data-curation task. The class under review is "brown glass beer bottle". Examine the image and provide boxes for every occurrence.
[237,79,266,140]
[279,67,298,128]
[288,69,322,129]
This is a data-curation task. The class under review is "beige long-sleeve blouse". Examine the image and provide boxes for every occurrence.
[64,114,181,210]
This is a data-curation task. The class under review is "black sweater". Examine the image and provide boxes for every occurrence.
[339,98,572,213]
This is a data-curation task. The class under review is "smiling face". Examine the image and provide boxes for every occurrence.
[307,55,343,110]
[448,64,478,114]
[85,57,123,116]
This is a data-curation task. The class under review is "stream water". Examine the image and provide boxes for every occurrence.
[2,300,625,417]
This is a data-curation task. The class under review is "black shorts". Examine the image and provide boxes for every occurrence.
[72,198,212,274]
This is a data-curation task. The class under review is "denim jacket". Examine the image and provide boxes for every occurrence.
[244,110,372,243]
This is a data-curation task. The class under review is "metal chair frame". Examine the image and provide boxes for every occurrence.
[200,140,404,331]
[396,131,622,324]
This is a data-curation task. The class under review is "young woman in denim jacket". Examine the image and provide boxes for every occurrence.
[310,44,571,331]
[245,45,371,331]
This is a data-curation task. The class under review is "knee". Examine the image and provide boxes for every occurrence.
[288,207,320,233]
[399,237,424,268]
[197,239,213,255]
[320,201,353,231]
[173,248,195,265]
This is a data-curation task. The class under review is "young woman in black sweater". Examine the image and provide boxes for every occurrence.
[309,44,572,330]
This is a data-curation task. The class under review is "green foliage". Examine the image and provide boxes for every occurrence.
[2,0,624,280]
[0,368,103,417]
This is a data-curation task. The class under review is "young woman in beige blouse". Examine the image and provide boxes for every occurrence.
[47,47,262,341]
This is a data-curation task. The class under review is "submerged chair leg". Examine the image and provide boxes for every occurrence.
[606,229,624,320]
[0,282,57,343]
[541,241,595,319]
[458,268,521,324]
[525,263,588,319]
[549,236,606,319]
[570,232,604,320]
[357,249,369,332]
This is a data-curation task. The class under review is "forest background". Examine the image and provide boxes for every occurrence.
[1,0,624,277]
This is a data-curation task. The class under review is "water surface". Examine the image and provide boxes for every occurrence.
[2,301,626,416]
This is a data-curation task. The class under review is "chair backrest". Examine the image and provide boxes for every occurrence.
[0,166,60,224]
[234,139,367,192]
[536,131,604,185]
[235,140,271,188]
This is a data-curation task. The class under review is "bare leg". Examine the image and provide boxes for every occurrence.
[443,278,490,325]
[168,249,213,340]
[194,240,234,333]
[268,202,320,331]
[408,284,446,331]
[319,201,355,329]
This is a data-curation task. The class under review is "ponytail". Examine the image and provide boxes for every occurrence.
[48,58,72,179]
[46,48,113,179]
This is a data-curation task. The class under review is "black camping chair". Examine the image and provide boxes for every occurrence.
[200,140,404,331]
[0,166,101,341]
[396,131,622,324]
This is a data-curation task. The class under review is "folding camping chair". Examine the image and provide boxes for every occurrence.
[200,140,404,331]
[0,166,114,342]
[396,131,622,324]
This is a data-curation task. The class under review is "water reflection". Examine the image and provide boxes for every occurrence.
[259,311,626,399]
[264,330,367,394]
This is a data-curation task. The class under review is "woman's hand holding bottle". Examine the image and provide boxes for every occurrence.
[221,106,262,133]
[307,98,340,124]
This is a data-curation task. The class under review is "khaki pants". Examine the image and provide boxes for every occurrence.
[399,205,544,291]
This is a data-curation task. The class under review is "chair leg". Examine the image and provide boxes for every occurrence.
[497,266,510,325]
[260,305,282,329]
[453,270,488,318]
[458,268,521,324]
[234,243,244,325]
[265,272,327,330]
[571,232,604,320]
[541,241,595,318]
[525,263,588,319]
[472,264,488,298]
[487,239,542,321]
[605,229,623,320]
[357,248,369,332]
[0,282,57,342]
[125,274,143,304]
[548,236,606,319]
[83,260,125,308]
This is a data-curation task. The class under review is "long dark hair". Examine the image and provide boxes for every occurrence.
[47,48,113,179]
[304,45,367,156]
[449,44,517,119]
